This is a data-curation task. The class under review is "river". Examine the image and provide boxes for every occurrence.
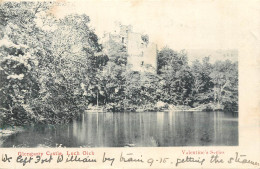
[0,111,238,147]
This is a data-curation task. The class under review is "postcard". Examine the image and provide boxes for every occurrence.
[0,0,259,168]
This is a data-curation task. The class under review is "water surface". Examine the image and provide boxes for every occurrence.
[0,111,238,147]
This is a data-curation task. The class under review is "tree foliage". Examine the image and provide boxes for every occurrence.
[0,2,103,126]
[0,2,238,127]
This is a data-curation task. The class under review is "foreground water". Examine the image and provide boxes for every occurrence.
[1,111,238,147]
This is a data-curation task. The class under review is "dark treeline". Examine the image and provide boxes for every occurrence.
[0,2,238,126]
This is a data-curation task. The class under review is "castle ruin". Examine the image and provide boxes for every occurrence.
[101,22,158,74]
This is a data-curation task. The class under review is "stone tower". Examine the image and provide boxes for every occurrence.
[101,22,158,74]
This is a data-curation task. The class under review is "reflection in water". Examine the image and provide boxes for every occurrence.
[1,111,238,147]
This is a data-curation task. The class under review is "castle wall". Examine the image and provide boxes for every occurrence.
[127,32,157,73]
[143,43,157,73]
[127,32,144,56]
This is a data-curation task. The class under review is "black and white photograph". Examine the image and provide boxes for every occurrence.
[0,0,239,148]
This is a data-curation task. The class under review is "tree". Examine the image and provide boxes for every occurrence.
[0,2,53,125]
[189,57,238,111]
[157,47,193,105]
[209,60,238,111]
[0,2,104,125]
[33,13,104,123]
[89,40,128,111]
[190,57,214,106]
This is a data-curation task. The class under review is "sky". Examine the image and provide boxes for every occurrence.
[50,0,257,62]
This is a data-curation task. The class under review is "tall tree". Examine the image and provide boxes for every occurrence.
[0,2,104,125]
[209,60,238,111]
[0,2,53,125]
[190,57,214,106]
[158,47,193,105]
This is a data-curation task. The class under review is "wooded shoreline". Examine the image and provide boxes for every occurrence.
[0,2,238,127]
[86,102,238,113]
